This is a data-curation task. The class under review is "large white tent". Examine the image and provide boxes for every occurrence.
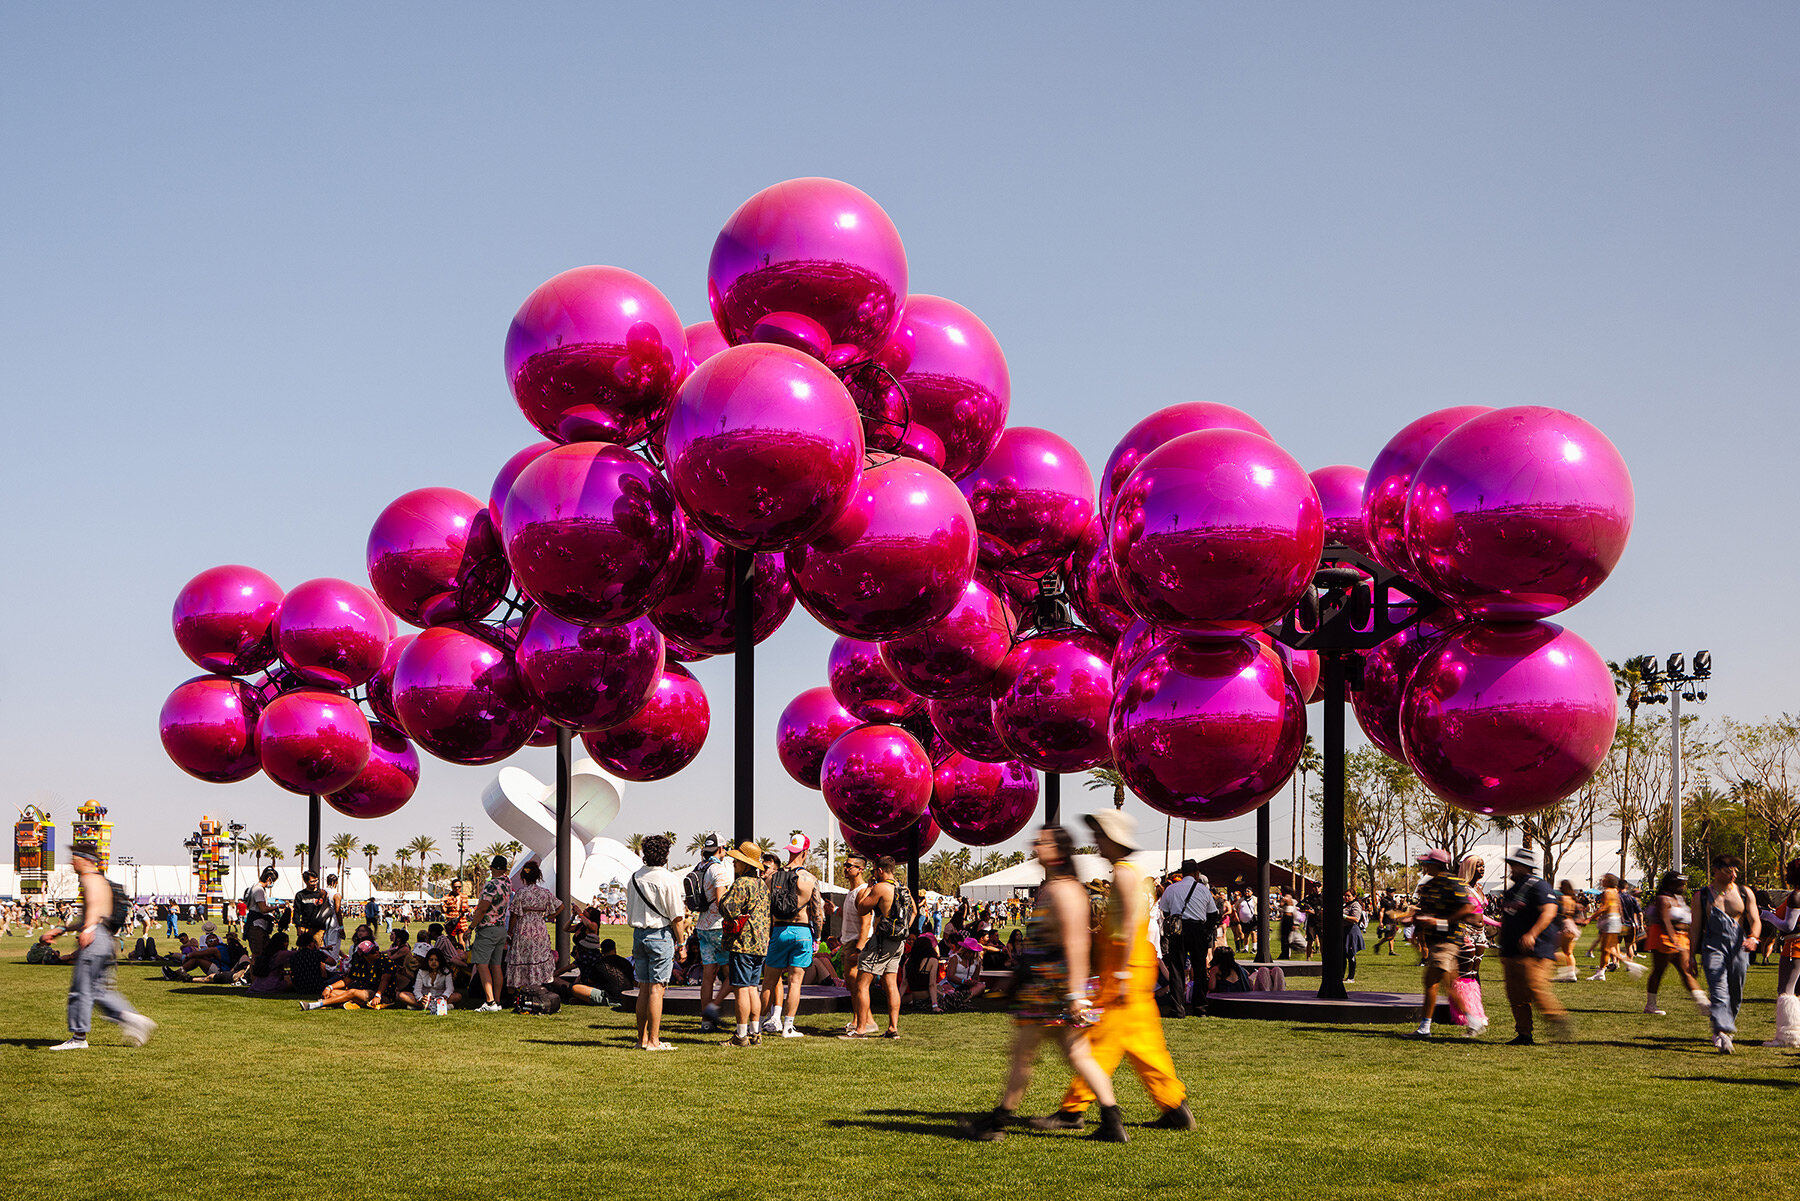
[4,863,380,903]
[958,845,1318,902]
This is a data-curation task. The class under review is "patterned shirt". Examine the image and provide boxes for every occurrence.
[476,877,510,929]
[720,875,770,957]
[1417,874,1473,944]
[443,892,472,931]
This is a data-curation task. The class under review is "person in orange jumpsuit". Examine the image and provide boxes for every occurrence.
[1029,810,1193,1132]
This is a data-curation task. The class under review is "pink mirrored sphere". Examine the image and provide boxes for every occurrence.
[776,686,862,790]
[488,441,557,531]
[958,426,1096,575]
[1101,402,1272,517]
[708,177,907,368]
[1350,617,1456,760]
[391,627,538,766]
[1112,616,1174,685]
[366,487,510,629]
[1308,464,1373,558]
[501,441,682,627]
[648,527,792,656]
[273,578,390,689]
[684,320,730,372]
[580,661,710,781]
[993,631,1115,772]
[844,815,941,862]
[878,577,1015,700]
[325,722,419,818]
[827,636,925,722]
[1109,636,1305,822]
[160,675,263,784]
[930,755,1038,846]
[1254,631,1323,713]
[787,455,977,641]
[505,265,688,445]
[1066,516,1133,642]
[172,565,284,676]
[514,608,664,732]
[256,688,372,796]
[820,723,934,837]
[842,362,909,454]
[365,633,414,729]
[663,343,865,551]
[872,294,1009,480]
[1400,621,1617,817]
[1361,405,1494,580]
[928,692,1011,763]
[1109,429,1324,639]
[1403,406,1633,621]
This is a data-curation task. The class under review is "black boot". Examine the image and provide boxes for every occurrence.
[958,1107,1012,1142]
[1091,1104,1130,1142]
[1146,1100,1195,1130]
[1026,1109,1085,1131]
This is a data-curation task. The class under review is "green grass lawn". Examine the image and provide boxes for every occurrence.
[3,924,1795,1201]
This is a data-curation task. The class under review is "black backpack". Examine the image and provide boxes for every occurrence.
[876,883,916,943]
[104,879,130,933]
[769,868,803,923]
[682,862,714,914]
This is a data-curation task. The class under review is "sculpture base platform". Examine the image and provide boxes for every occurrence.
[1208,989,1455,1024]
[1251,958,1322,977]
[620,983,852,1015]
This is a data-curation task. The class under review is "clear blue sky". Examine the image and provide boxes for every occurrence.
[2,5,1794,870]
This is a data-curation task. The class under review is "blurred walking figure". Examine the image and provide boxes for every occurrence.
[50,846,154,1051]
[1694,855,1762,1054]
[1763,859,1800,1047]
[1551,881,1582,982]
[1402,849,1480,1038]
[1641,871,1708,1017]
[1495,848,1569,1046]
[1587,875,1644,981]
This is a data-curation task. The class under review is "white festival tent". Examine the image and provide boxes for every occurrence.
[958,845,1320,903]
[5,864,382,904]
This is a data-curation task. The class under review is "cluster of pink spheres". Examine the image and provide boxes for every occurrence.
[159,177,1635,845]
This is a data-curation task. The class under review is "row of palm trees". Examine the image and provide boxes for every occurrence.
[235,832,462,899]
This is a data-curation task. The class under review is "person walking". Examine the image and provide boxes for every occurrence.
[625,834,683,1050]
[718,841,770,1046]
[958,825,1127,1143]
[466,855,512,1013]
[1495,848,1569,1046]
[1156,860,1217,1017]
[1342,889,1366,983]
[49,846,155,1050]
[1032,811,1191,1133]
[1641,871,1708,1017]
[1405,849,1479,1039]
[759,834,821,1039]
[1693,854,1763,1054]
[1763,859,1800,1047]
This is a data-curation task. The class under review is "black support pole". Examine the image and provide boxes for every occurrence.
[733,548,755,847]
[1043,772,1061,827]
[907,857,920,899]
[1255,799,1272,963]
[307,795,321,878]
[555,724,573,968]
[1320,653,1348,1000]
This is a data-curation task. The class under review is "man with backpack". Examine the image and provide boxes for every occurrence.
[1156,861,1217,1018]
[759,834,823,1039]
[50,845,155,1050]
[244,867,277,961]
[682,834,733,1033]
[846,855,914,1039]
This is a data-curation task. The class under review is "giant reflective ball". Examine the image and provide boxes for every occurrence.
[391,626,538,766]
[993,630,1114,772]
[821,723,934,837]
[514,608,664,732]
[649,528,793,656]
[1401,621,1616,816]
[1100,402,1271,517]
[1109,636,1305,822]
[365,632,415,729]
[488,441,557,530]
[1361,405,1493,580]
[879,577,1014,700]
[958,426,1096,574]
[160,675,263,783]
[776,686,862,789]
[684,320,730,372]
[325,722,419,818]
[501,441,682,626]
[1109,429,1323,639]
[930,755,1038,846]
[1350,617,1456,760]
[928,692,1011,763]
[256,688,372,796]
[873,295,1009,480]
[663,343,865,550]
[828,636,925,721]
[787,455,977,640]
[708,177,907,368]
[844,815,941,862]
[1066,516,1133,642]
[367,487,510,629]
[1403,407,1633,620]
[1112,616,1174,685]
[505,265,688,445]
[580,661,710,781]
[273,578,390,689]
[1308,465,1373,558]
[172,565,284,676]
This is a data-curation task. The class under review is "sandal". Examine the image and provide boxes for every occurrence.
[881,1029,901,1039]
[837,1030,869,1039]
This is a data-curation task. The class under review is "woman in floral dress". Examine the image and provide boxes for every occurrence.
[505,861,567,991]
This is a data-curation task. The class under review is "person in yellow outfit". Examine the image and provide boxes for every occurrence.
[1029,810,1193,1133]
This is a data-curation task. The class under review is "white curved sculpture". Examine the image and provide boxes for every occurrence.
[481,757,640,900]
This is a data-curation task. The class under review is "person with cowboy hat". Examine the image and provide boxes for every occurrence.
[1031,811,1192,1135]
[1495,847,1571,1045]
[1402,847,1479,1038]
[759,833,822,1039]
[717,840,770,1046]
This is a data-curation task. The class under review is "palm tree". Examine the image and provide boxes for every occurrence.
[328,834,359,891]
[405,836,438,899]
[363,845,380,883]
[1293,734,1322,882]
[1608,654,1658,879]
[294,842,310,864]
[1085,765,1127,808]
[395,848,414,895]
[503,840,524,862]
[245,833,277,875]
[755,836,777,856]
[266,847,283,870]
[686,832,715,858]
[627,833,646,856]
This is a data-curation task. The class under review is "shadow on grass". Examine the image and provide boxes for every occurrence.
[825,1108,980,1140]
[0,1037,62,1048]
[1652,1074,1800,1088]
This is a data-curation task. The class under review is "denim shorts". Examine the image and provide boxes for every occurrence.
[729,951,765,989]
[696,927,725,966]
[765,923,814,971]
[632,925,676,986]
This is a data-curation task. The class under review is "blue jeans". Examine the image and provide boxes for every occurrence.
[68,930,139,1038]
[1697,921,1748,1035]
[165,914,178,937]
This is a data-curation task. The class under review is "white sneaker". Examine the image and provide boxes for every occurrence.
[49,1038,88,1051]
[478,1001,501,1013]
[1644,1004,1665,1015]
[1623,960,1646,977]
[1692,990,1711,1014]
[1466,1018,1487,1037]
[122,1015,157,1047]
[760,1016,782,1034]
[299,1000,323,1011]
[1715,1032,1734,1054]
[1588,970,1607,981]
[782,1026,805,1038]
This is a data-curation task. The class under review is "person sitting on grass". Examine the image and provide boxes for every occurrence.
[802,938,840,987]
[27,932,69,965]
[941,938,989,1011]
[301,939,383,1011]
[374,928,416,1008]
[904,931,942,1011]
[401,948,461,1011]
[287,929,332,999]
[1209,947,1254,992]
[245,931,294,995]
